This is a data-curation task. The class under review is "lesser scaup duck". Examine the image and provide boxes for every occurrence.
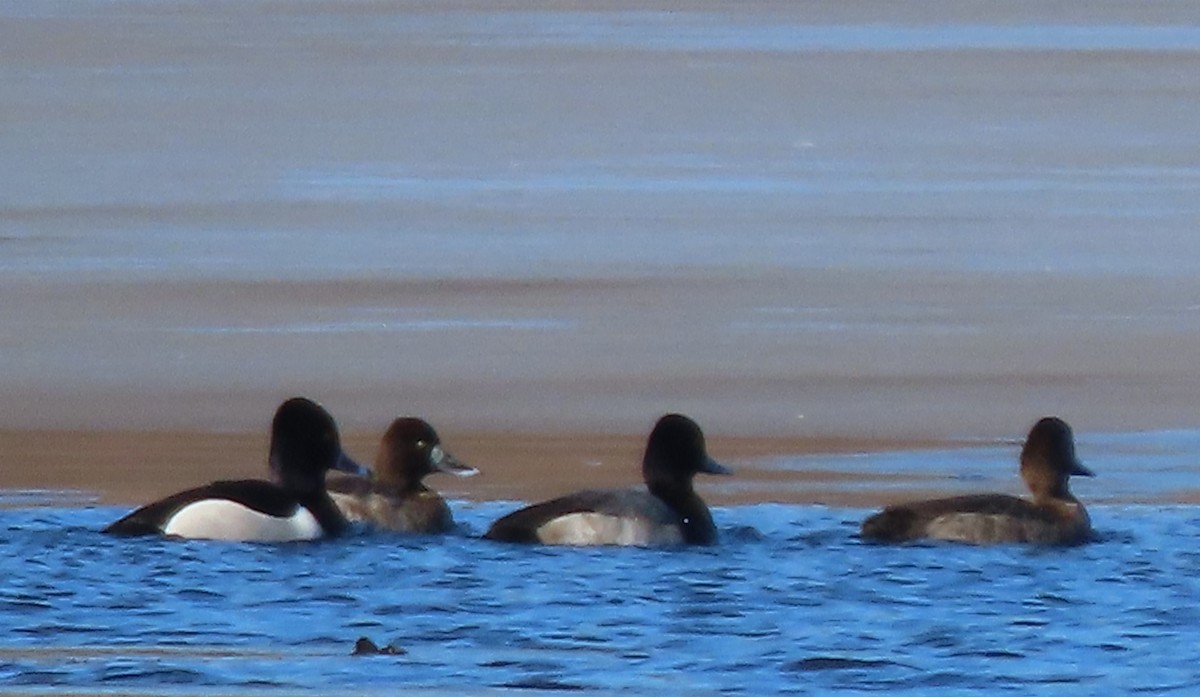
[104,397,367,541]
[484,413,732,547]
[326,417,477,533]
[860,416,1095,545]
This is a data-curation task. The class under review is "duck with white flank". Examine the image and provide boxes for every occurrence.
[485,413,732,547]
[105,397,367,541]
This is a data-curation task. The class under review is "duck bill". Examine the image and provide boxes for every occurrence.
[431,446,479,478]
[700,456,734,476]
[1071,459,1095,477]
[334,450,370,477]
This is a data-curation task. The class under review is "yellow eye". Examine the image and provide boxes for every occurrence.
[416,440,428,449]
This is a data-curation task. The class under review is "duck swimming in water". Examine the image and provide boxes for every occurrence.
[327,417,477,533]
[484,413,732,547]
[860,416,1094,546]
[105,397,367,542]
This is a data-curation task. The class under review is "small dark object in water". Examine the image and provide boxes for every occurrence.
[787,656,902,671]
[352,637,406,656]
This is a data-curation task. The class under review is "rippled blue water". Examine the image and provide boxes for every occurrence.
[3,497,1199,695]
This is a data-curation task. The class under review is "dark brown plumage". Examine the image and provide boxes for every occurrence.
[860,417,1094,546]
[327,417,476,533]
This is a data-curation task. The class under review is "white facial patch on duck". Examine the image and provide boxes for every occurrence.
[427,445,478,477]
[162,499,323,542]
[535,513,685,547]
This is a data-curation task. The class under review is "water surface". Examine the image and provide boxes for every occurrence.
[2,502,1197,695]
[4,431,1200,694]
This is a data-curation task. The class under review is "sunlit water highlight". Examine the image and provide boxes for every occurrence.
[3,435,1200,695]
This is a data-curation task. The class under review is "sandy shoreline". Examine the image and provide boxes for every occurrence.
[4,426,1195,510]
[1,427,963,509]
[4,272,1200,438]
[5,273,1195,510]
[4,2,1200,512]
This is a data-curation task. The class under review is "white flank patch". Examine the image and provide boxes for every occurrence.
[537,513,683,547]
[162,499,323,542]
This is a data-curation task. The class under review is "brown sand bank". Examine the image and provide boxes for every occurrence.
[3,271,1200,509]
[3,272,1200,441]
[1,428,960,509]
[4,1,1200,510]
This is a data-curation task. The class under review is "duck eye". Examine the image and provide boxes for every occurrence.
[416,440,427,449]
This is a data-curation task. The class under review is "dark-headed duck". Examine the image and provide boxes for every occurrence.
[860,416,1094,546]
[327,417,477,533]
[105,397,367,542]
[485,413,732,547]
